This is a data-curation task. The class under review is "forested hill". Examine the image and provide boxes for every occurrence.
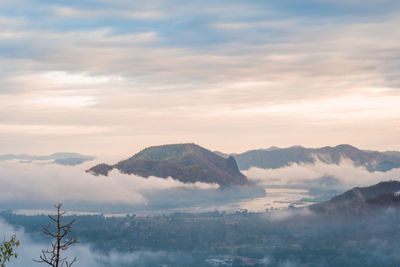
[87,143,247,186]
[310,180,400,214]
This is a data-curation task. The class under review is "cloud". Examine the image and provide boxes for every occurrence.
[211,19,300,30]
[3,157,399,214]
[267,207,314,222]
[0,0,399,154]
[0,160,269,213]
[244,160,400,189]
[50,6,168,20]
[30,96,98,108]
[0,160,217,204]
[0,124,111,135]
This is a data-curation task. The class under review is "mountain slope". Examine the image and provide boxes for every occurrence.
[87,143,248,186]
[218,144,400,171]
[310,180,400,214]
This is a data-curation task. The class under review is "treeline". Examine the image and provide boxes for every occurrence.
[2,208,400,266]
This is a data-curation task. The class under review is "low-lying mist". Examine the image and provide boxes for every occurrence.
[1,158,399,214]
[0,220,193,267]
[2,204,400,267]
[0,160,264,213]
[244,158,400,189]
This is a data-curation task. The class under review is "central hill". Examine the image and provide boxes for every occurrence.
[87,143,248,186]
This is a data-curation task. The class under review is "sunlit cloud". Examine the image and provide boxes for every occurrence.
[0,124,110,135]
[211,19,299,30]
[50,5,168,20]
[224,94,400,121]
[0,0,399,153]
[40,71,123,85]
[30,96,97,108]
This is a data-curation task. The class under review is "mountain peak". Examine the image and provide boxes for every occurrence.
[129,143,203,161]
[335,144,358,149]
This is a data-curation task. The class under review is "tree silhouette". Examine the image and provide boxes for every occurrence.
[34,203,78,267]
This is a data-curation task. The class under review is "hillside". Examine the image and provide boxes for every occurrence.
[310,180,400,214]
[87,143,248,186]
[218,144,400,171]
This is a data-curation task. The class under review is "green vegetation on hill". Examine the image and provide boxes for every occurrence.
[88,143,248,186]
[310,180,400,214]
[131,144,197,161]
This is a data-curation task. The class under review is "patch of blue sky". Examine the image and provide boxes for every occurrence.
[266,0,400,17]
[1,0,398,51]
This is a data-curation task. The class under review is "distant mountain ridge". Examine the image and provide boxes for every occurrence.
[217,144,400,171]
[0,153,94,166]
[87,143,248,186]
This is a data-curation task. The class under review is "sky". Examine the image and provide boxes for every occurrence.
[0,0,399,156]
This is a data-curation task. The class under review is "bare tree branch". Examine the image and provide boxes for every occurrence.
[33,203,78,267]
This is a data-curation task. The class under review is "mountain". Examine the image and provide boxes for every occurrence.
[0,153,94,166]
[87,143,248,186]
[310,180,400,214]
[217,144,400,171]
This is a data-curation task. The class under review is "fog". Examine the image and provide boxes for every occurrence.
[2,205,400,267]
[0,160,264,213]
[1,158,399,214]
[0,220,193,267]
[244,159,400,189]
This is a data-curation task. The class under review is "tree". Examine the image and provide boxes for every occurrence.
[34,203,78,267]
[0,235,20,267]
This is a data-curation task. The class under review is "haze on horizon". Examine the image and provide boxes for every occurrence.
[1,0,399,155]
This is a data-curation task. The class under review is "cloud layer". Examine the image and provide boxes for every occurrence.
[0,160,267,213]
[0,0,399,154]
[1,157,399,214]
[244,159,400,189]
